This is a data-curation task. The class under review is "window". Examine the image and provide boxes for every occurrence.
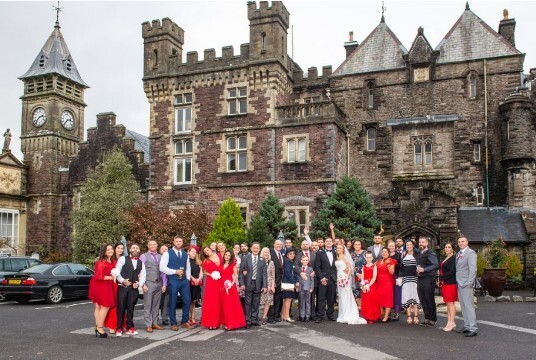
[286,207,309,236]
[65,59,72,72]
[175,93,192,133]
[476,184,484,206]
[174,139,193,184]
[69,264,93,276]
[261,32,266,52]
[287,138,307,162]
[228,87,247,115]
[39,55,45,68]
[469,74,477,98]
[238,204,249,227]
[506,119,510,141]
[366,128,376,151]
[0,209,19,250]
[226,135,247,172]
[473,142,481,162]
[413,136,433,166]
[53,265,72,276]
[153,49,158,67]
[367,82,374,109]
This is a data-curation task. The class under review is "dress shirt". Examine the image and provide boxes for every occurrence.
[139,252,167,286]
[115,256,146,287]
[325,248,334,265]
[159,247,191,280]
[373,245,382,257]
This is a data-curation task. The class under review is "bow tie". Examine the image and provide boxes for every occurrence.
[131,257,138,260]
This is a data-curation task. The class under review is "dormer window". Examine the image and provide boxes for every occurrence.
[65,59,72,72]
[39,55,45,68]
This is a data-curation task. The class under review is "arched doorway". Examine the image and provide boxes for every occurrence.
[395,223,438,250]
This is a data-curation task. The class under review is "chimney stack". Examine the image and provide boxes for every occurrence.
[344,31,359,58]
[498,9,516,47]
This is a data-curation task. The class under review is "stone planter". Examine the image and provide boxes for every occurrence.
[482,268,507,297]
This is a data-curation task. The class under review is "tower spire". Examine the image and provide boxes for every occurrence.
[381,1,386,23]
[53,1,62,27]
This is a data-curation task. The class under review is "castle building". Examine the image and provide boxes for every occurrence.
[142,2,536,281]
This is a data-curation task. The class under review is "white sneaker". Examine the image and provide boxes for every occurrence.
[115,329,123,337]
[126,328,138,335]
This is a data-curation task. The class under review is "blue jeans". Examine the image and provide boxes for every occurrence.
[168,277,191,325]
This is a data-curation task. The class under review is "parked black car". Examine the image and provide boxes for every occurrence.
[0,263,93,304]
[0,256,43,301]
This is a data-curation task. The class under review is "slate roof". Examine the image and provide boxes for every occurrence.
[458,208,530,244]
[333,21,408,76]
[19,22,89,87]
[435,9,521,64]
[125,130,150,163]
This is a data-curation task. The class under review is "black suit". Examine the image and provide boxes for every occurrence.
[268,249,285,321]
[315,248,337,320]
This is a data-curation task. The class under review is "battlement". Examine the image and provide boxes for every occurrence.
[142,17,184,44]
[292,66,333,88]
[247,1,289,28]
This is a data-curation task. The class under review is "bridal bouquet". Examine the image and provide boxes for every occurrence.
[360,280,370,293]
[337,273,349,288]
[211,271,221,280]
[224,280,232,295]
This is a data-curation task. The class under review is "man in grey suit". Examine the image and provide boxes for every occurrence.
[367,234,384,263]
[140,240,166,333]
[455,236,478,337]
[239,242,267,328]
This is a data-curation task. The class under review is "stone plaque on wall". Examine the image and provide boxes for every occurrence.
[413,67,430,83]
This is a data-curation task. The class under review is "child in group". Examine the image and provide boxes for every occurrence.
[360,251,381,324]
[297,255,315,322]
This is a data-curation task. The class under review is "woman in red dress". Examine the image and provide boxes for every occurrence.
[220,250,247,330]
[376,248,397,322]
[439,242,458,331]
[360,251,381,324]
[104,242,124,333]
[201,246,223,330]
[89,244,116,338]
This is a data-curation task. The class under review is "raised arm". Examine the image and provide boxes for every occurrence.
[329,223,336,241]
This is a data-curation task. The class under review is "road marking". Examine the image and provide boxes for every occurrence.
[35,301,92,310]
[265,324,398,360]
[181,328,224,341]
[109,328,203,360]
[437,314,536,335]
[65,301,92,308]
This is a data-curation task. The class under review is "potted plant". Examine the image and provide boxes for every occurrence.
[505,253,524,290]
[482,237,508,297]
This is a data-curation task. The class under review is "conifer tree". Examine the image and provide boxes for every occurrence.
[207,197,246,248]
[72,149,140,264]
[258,194,298,241]
[311,176,380,244]
[246,214,273,248]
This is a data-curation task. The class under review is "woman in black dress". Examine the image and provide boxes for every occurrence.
[281,248,299,322]
[188,245,203,325]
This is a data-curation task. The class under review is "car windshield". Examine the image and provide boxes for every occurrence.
[20,264,53,274]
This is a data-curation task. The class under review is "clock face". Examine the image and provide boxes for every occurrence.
[61,110,75,130]
[32,107,47,127]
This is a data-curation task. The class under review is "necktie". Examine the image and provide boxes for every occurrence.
[302,266,306,273]
[278,252,283,267]
[252,256,258,280]
[456,251,462,262]
[130,256,138,261]
[178,250,182,259]
[150,252,158,264]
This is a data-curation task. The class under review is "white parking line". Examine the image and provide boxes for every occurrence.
[35,301,92,310]
[265,325,398,360]
[109,328,203,360]
[437,314,536,335]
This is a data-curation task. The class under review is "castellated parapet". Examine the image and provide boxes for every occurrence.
[247,1,290,28]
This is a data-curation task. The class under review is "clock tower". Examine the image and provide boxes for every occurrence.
[19,18,88,252]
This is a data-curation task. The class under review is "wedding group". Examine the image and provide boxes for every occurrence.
[87,223,478,338]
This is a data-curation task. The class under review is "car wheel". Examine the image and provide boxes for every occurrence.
[46,285,63,304]
[15,298,30,304]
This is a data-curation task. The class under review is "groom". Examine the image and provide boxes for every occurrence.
[314,237,337,322]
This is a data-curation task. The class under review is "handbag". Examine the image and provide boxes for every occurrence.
[281,282,295,291]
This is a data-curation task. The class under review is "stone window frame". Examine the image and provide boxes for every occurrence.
[175,93,193,134]
[465,71,480,100]
[365,127,376,152]
[261,32,267,53]
[284,206,309,237]
[505,118,510,141]
[227,87,248,116]
[237,203,250,227]
[364,80,376,110]
[0,208,19,250]
[475,184,485,206]
[472,140,482,164]
[173,138,193,185]
[412,135,433,167]
[226,134,248,172]
[282,134,310,164]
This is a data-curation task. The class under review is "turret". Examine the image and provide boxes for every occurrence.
[142,18,184,78]
[247,1,290,66]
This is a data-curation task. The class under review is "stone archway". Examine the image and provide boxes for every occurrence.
[395,223,438,249]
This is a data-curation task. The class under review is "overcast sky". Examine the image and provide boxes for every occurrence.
[1,0,535,160]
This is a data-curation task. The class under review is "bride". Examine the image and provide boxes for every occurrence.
[335,244,366,324]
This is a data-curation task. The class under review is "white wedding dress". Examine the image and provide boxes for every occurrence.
[335,260,367,325]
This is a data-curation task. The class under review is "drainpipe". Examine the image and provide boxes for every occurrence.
[347,133,350,176]
[484,59,490,208]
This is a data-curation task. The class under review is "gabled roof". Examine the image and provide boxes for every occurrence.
[407,28,435,64]
[125,130,150,163]
[333,21,408,76]
[458,208,530,244]
[19,22,88,87]
[0,151,25,168]
[435,8,521,64]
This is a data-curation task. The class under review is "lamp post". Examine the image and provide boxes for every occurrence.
[277,230,285,242]
[190,233,197,247]
[120,236,128,257]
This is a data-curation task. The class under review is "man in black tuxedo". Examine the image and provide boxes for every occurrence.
[314,237,337,322]
[268,239,285,324]
[239,242,267,328]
